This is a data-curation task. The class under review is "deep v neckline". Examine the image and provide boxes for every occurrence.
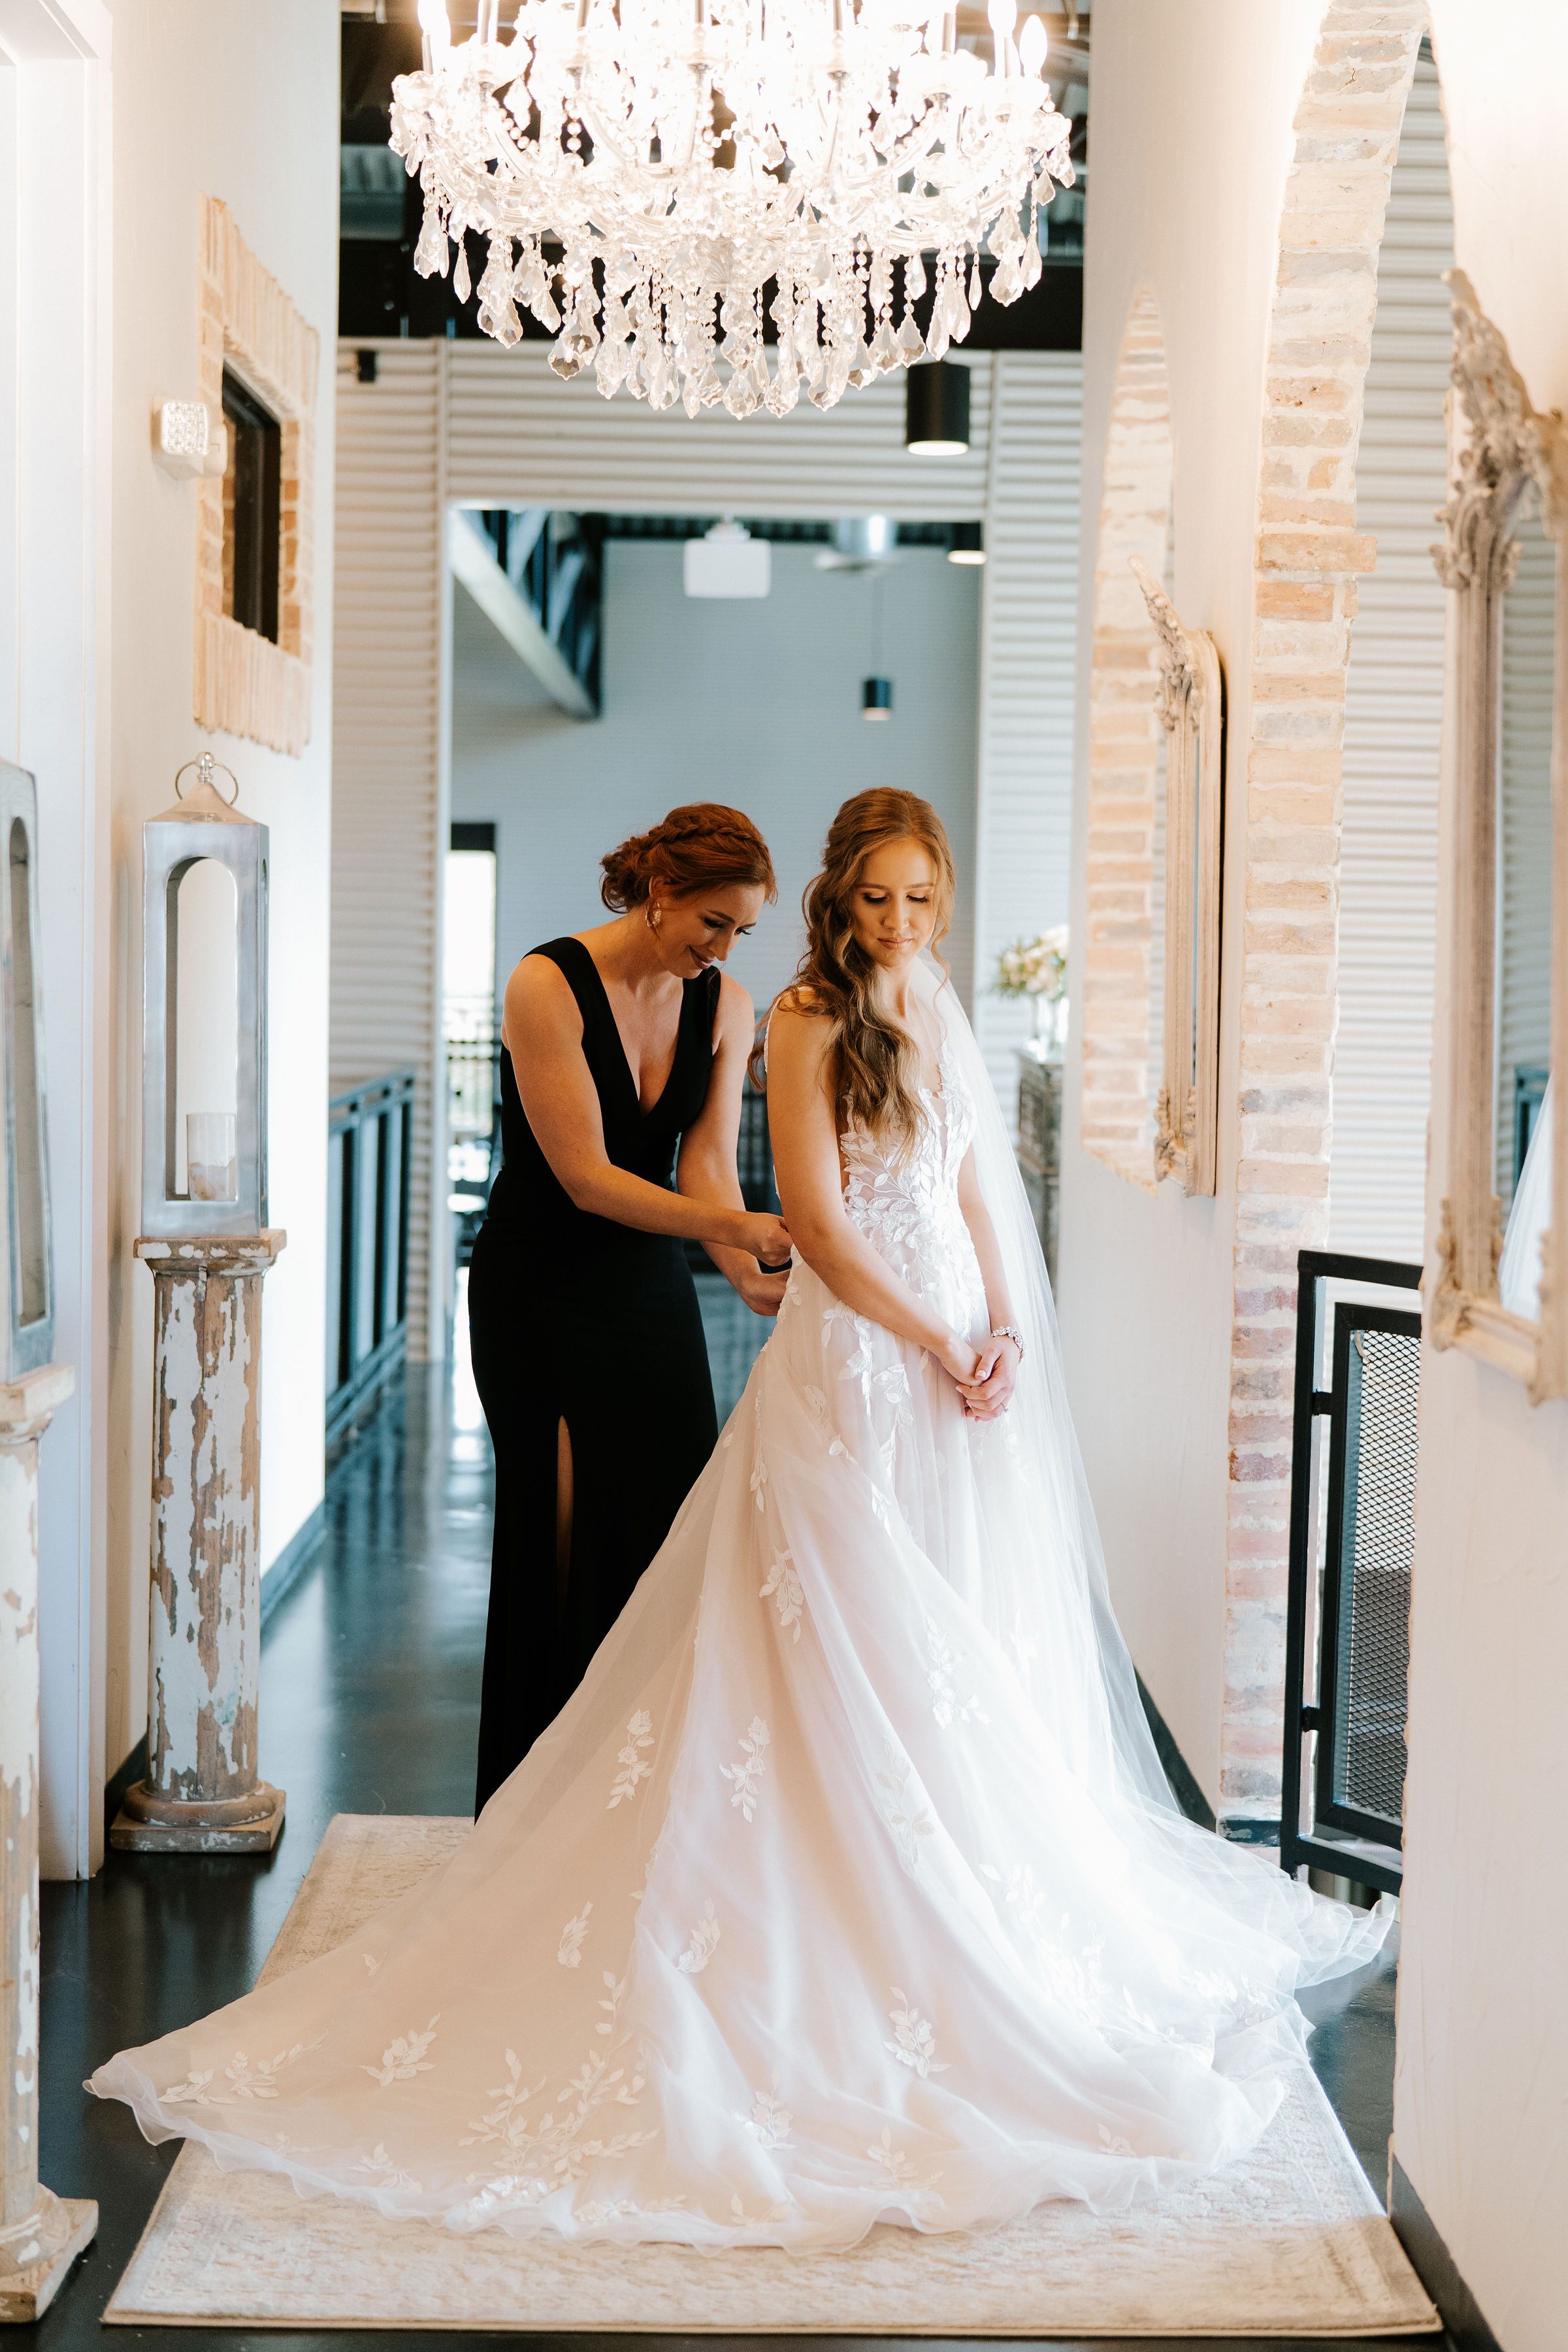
[576,943,685,1119]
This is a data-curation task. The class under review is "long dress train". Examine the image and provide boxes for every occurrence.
[91,964,1385,2249]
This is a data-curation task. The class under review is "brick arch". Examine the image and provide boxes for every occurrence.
[1218,0,1429,1833]
[1079,287,1173,1185]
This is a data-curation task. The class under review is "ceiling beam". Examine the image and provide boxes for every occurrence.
[447,507,595,720]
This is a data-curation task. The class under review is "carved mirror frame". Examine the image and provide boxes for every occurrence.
[1129,557,1225,1196]
[1429,269,1568,1401]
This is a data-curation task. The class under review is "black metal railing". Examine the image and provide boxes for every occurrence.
[327,1069,415,1443]
[1281,1249,1422,1897]
[448,1031,501,1269]
[476,508,602,711]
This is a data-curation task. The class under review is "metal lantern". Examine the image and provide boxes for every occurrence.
[0,760,54,1381]
[140,751,268,1240]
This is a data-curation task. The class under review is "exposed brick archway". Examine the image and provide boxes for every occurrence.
[1219,0,1429,1833]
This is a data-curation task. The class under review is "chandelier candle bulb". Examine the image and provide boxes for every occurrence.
[389,0,1074,416]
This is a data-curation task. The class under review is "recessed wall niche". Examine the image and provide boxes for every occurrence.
[193,196,318,755]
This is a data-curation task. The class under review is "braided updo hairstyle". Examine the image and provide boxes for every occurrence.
[600,804,777,912]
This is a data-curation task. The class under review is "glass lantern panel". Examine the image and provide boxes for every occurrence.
[6,817,48,1325]
[173,856,240,1199]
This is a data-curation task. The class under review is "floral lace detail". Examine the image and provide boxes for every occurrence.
[926,1618,989,1728]
[557,1904,593,1968]
[357,2141,420,2189]
[759,1550,804,1641]
[728,2191,795,2227]
[721,1717,770,1820]
[868,2126,944,2190]
[747,2072,792,2148]
[161,2038,318,2107]
[875,1737,935,1874]
[607,1710,655,1809]
[838,1041,981,1311]
[458,1974,655,2204]
[676,1901,721,1974]
[885,1989,949,2077]
[363,2018,439,2088]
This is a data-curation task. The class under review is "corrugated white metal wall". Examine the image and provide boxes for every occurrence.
[973,352,1084,1100]
[330,344,449,1358]
[331,338,1083,1349]
[446,344,992,519]
[1331,53,1452,1258]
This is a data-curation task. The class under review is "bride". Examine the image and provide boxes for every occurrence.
[91,789,1385,2249]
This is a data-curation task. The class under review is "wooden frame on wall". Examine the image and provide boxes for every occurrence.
[193,195,318,757]
[1130,557,1225,1197]
[1429,269,1568,1402]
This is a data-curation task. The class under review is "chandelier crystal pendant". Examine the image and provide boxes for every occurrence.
[392,0,1075,419]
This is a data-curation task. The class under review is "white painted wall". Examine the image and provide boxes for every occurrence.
[1060,0,1324,1805]
[451,540,981,1024]
[97,0,338,1844]
[1394,10,1568,2347]
[0,0,113,1884]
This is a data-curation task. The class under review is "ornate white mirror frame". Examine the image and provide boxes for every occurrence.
[1128,557,1225,1197]
[1429,268,1568,1401]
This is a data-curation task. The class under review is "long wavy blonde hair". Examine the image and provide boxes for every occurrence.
[772,789,956,1152]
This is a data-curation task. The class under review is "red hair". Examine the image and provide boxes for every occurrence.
[600,804,776,911]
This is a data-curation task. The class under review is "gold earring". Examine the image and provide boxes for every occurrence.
[647,900,662,930]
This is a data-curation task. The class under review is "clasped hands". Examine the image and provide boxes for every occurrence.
[939,1330,1021,1420]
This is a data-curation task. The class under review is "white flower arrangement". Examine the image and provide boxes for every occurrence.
[993,927,1069,1003]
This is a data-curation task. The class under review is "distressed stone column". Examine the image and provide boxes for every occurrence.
[0,1364,96,2321]
[112,1233,287,1855]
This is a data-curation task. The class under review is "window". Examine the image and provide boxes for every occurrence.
[221,366,282,644]
[445,823,499,1218]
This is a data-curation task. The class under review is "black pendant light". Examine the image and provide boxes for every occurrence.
[947,521,985,566]
[905,361,971,457]
[862,676,893,721]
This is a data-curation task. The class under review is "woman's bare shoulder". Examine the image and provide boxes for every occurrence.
[771,983,828,1021]
[504,952,583,1045]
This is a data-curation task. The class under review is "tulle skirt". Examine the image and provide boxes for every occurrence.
[91,1222,1386,2249]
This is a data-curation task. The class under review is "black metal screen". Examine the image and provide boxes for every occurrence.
[1319,1311,1421,1840]
[1281,1251,1422,1895]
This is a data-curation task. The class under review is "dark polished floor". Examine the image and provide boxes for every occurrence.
[32,1276,1426,2350]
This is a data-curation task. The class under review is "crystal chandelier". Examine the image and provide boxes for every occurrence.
[392,0,1075,418]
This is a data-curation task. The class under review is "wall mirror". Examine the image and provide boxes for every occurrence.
[1,764,54,1376]
[1430,269,1567,1399]
[1130,556,1225,1196]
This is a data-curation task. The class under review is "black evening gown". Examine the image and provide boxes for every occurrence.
[467,936,721,1812]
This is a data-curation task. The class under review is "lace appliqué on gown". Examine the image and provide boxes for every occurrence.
[91,1011,1386,2251]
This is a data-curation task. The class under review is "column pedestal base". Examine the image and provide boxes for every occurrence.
[0,2190,97,2323]
[110,1779,286,1855]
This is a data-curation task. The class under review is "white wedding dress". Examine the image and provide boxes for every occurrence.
[92,966,1385,2249]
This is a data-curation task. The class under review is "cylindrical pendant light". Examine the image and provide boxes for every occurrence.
[906,361,971,456]
[862,676,893,720]
[947,521,985,565]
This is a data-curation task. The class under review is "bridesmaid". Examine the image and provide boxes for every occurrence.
[468,804,791,1811]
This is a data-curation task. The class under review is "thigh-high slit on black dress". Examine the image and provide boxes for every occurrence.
[467,936,721,1813]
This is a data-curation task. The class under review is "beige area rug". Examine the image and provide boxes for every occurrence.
[106,1814,1439,2336]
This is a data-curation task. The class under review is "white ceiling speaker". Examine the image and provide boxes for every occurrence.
[683,519,772,599]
